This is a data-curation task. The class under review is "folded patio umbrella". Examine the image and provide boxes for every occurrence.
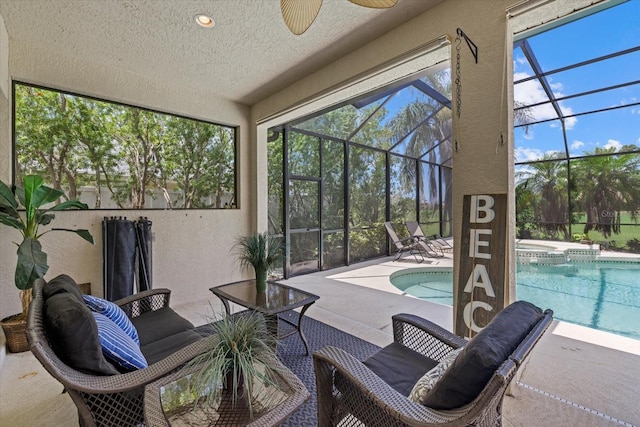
[135,217,153,292]
[103,217,137,301]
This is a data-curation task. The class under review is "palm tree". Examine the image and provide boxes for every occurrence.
[515,153,571,240]
[387,71,453,229]
[571,148,640,238]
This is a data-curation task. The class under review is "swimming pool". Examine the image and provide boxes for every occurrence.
[390,262,640,340]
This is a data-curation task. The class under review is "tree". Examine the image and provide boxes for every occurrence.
[163,118,234,208]
[73,99,120,208]
[571,148,640,238]
[15,83,236,210]
[267,130,284,234]
[515,153,571,239]
[15,87,87,200]
[387,71,453,231]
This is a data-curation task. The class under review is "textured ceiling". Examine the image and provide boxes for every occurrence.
[0,0,441,105]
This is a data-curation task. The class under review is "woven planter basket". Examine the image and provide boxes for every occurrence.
[78,282,91,295]
[1,282,89,353]
[1,314,29,353]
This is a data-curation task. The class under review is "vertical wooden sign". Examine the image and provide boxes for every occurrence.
[455,194,507,338]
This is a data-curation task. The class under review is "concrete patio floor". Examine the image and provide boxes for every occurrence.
[1,253,639,426]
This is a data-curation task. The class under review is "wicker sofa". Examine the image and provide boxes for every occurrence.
[313,301,553,426]
[26,275,213,427]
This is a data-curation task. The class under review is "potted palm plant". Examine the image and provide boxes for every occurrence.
[171,311,284,420]
[0,174,94,352]
[232,232,283,293]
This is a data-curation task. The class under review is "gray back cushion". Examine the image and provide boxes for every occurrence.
[44,292,119,375]
[423,301,544,409]
[43,274,85,303]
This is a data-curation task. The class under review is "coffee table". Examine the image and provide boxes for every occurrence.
[209,280,319,355]
[144,353,309,426]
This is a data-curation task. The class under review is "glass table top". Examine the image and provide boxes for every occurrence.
[158,365,292,426]
[210,280,319,315]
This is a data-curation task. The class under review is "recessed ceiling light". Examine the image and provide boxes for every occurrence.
[195,14,215,29]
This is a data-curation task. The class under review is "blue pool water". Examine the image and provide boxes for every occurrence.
[390,263,640,340]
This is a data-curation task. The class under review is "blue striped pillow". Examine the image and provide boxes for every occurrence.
[83,295,140,345]
[92,312,148,371]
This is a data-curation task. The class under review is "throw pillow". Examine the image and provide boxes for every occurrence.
[92,312,148,371]
[43,274,85,304]
[409,347,463,404]
[84,295,140,345]
[44,293,119,375]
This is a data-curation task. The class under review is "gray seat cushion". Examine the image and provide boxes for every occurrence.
[363,342,438,397]
[131,307,195,346]
[141,329,204,365]
[423,301,544,409]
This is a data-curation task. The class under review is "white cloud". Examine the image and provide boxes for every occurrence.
[550,82,563,91]
[515,147,564,163]
[513,72,577,130]
[571,140,584,150]
[604,139,622,150]
[515,147,543,162]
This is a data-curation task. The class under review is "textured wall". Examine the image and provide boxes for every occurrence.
[0,15,7,99]
[0,37,252,319]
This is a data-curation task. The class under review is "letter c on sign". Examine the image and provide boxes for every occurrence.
[463,301,493,333]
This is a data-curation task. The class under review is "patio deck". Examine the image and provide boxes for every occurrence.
[1,253,639,426]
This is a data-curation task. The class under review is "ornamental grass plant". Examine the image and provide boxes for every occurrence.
[180,310,285,417]
[232,232,283,293]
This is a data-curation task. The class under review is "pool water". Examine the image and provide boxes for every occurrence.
[390,263,640,340]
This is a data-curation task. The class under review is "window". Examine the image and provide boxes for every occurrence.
[14,82,237,209]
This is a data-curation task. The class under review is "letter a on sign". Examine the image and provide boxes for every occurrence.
[456,194,507,338]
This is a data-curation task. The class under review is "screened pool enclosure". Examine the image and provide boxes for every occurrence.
[513,1,640,253]
[269,1,639,278]
[268,64,453,277]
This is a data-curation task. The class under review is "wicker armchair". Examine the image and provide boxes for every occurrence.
[314,307,553,427]
[27,278,214,427]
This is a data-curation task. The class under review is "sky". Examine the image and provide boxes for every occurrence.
[298,1,639,166]
[513,0,640,163]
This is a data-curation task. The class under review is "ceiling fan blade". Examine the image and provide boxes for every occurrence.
[348,0,398,8]
[280,0,323,35]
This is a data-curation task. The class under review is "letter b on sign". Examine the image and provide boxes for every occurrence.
[470,195,495,223]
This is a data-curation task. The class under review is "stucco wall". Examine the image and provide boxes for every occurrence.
[0,37,253,319]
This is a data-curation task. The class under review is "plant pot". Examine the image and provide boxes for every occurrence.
[224,370,244,392]
[1,314,29,353]
[255,270,268,293]
[256,291,268,308]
